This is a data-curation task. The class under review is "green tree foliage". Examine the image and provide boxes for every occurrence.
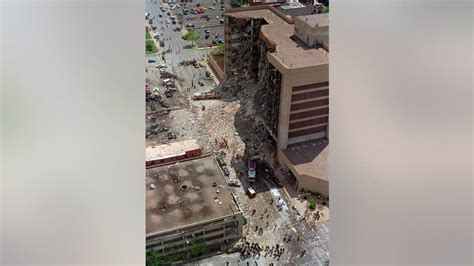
[323,6,330,13]
[146,250,161,266]
[211,43,225,55]
[146,250,183,265]
[185,29,199,44]
[190,239,209,257]
[231,0,250,6]
[308,199,317,210]
[242,216,248,225]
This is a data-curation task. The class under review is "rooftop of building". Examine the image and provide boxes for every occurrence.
[145,139,200,161]
[295,13,329,28]
[146,156,240,235]
[227,6,328,69]
[283,138,328,182]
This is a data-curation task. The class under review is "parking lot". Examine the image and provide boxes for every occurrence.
[167,0,230,47]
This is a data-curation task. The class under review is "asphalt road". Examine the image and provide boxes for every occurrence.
[146,0,217,99]
[174,1,229,46]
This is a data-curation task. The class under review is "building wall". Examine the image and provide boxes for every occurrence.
[277,148,328,196]
[267,55,329,150]
[146,212,243,257]
[185,148,202,158]
[146,148,202,167]
[277,5,315,19]
[208,56,225,81]
[295,173,329,196]
[294,16,329,48]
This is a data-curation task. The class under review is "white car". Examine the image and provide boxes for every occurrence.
[165,19,170,24]
[156,64,168,69]
[209,6,215,10]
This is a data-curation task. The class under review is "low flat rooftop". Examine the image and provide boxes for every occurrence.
[296,13,329,28]
[227,7,328,69]
[146,156,240,235]
[145,139,200,161]
[283,139,329,182]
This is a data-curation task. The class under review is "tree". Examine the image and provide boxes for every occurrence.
[308,199,317,210]
[184,29,199,45]
[211,43,225,56]
[190,239,209,257]
[146,250,162,266]
[323,6,330,13]
[231,0,250,6]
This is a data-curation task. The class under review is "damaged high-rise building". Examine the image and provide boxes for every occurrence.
[224,6,329,196]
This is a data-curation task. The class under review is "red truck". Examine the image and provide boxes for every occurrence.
[192,92,220,101]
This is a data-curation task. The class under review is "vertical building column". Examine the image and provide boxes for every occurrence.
[277,73,291,150]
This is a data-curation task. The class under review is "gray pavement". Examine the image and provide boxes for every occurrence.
[146,0,217,100]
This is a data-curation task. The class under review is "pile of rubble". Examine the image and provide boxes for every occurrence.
[146,112,168,139]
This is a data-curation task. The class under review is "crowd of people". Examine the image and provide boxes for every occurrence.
[239,241,262,260]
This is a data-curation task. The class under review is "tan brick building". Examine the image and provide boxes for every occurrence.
[224,7,329,195]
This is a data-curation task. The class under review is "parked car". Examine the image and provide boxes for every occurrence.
[217,156,226,167]
[222,166,230,176]
[228,181,241,187]
[198,80,204,86]
[220,19,224,24]
[204,29,210,34]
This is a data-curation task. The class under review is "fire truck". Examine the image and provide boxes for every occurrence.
[192,92,220,101]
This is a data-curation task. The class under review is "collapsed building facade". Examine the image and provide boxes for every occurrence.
[224,7,329,196]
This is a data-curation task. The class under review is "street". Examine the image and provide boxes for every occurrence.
[146,0,216,101]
